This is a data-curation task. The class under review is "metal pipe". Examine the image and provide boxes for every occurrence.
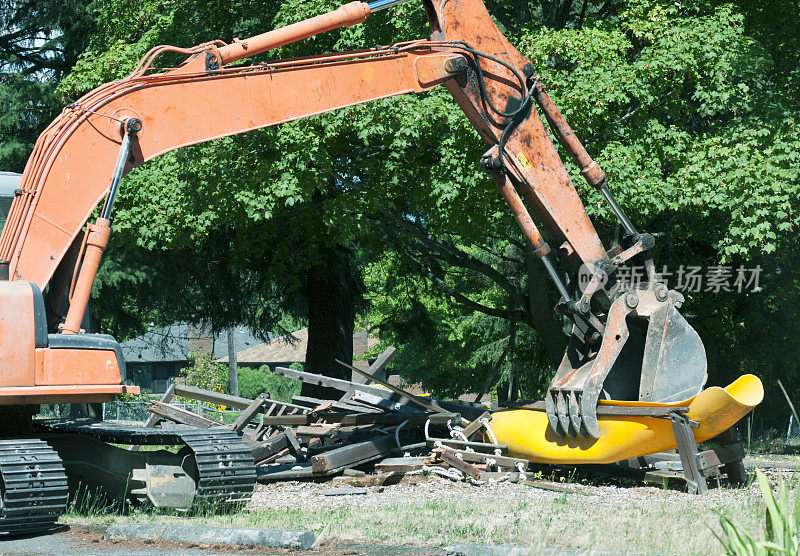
[600,186,637,236]
[101,118,141,220]
[368,0,410,11]
[541,256,571,302]
[217,2,371,64]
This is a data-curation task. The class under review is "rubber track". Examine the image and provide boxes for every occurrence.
[180,429,256,506]
[0,439,68,536]
[35,420,256,507]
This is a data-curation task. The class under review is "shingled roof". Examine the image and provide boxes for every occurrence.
[218,327,378,364]
[122,323,267,363]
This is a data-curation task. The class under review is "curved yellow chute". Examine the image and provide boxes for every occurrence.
[488,374,763,464]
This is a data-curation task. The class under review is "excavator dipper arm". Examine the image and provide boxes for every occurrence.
[0,0,708,438]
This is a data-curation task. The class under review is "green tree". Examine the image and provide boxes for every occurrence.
[0,0,95,170]
[32,0,799,420]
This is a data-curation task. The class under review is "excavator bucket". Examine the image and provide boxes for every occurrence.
[545,288,707,439]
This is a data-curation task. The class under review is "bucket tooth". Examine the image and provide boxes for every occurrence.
[556,391,572,437]
[568,391,588,438]
[545,390,561,435]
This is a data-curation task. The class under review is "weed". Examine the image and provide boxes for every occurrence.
[716,469,800,554]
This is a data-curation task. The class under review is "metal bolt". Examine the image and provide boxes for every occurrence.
[654,284,669,302]
[625,291,639,308]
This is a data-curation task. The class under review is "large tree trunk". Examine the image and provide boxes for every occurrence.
[302,246,358,400]
[526,250,568,365]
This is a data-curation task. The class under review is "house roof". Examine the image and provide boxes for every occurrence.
[219,327,378,364]
[121,323,268,363]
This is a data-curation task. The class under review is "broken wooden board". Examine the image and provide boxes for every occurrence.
[375,456,432,473]
[148,401,222,429]
[331,473,432,487]
[310,434,397,475]
[261,411,460,427]
[435,446,481,478]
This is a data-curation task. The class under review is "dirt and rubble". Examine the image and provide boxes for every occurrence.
[144,347,751,497]
[114,346,784,553]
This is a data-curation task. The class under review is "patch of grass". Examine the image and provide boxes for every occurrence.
[717,469,800,554]
[62,481,771,553]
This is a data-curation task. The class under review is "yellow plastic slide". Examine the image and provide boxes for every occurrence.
[488,374,763,464]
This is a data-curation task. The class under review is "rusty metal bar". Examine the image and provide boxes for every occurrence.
[218,2,371,64]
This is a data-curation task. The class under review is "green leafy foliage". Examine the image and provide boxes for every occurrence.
[237,366,300,402]
[179,352,228,394]
[6,0,797,418]
[717,469,800,554]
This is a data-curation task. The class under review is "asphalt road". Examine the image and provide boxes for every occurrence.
[0,527,285,556]
[0,526,442,556]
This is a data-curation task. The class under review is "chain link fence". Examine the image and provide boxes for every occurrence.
[38,401,243,425]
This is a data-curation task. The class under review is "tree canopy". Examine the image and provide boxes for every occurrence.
[2,0,798,424]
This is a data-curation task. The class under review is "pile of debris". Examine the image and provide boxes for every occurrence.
[145,348,553,490]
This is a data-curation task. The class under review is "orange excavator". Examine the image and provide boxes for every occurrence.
[0,0,708,533]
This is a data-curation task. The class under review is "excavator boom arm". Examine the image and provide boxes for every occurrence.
[0,46,460,288]
[0,0,709,439]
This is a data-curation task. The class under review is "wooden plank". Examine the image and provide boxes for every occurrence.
[256,463,314,482]
[459,412,491,440]
[230,395,268,433]
[449,448,528,470]
[173,384,259,410]
[285,427,304,460]
[310,434,397,475]
[349,390,423,414]
[375,456,432,473]
[477,472,588,494]
[336,358,456,418]
[131,383,175,452]
[250,433,289,463]
[148,401,222,429]
[174,384,310,413]
[333,473,431,487]
[292,395,379,414]
[352,347,396,385]
[426,438,507,452]
[437,447,481,478]
[261,411,459,427]
[274,366,415,408]
[295,424,341,438]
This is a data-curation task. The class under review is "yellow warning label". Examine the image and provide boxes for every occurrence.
[517,153,532,169]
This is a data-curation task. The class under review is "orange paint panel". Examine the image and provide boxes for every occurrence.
[429,0,609,266]
[5,50,454,288]
[0,282,36,387]
[0,384,139,406]
[37,348,122,386]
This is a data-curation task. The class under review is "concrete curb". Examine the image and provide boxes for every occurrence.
[104,523,316,550]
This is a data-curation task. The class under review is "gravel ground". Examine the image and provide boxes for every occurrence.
[248,467,796,513]
[240,464,800,553]
[61,460,800,553]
